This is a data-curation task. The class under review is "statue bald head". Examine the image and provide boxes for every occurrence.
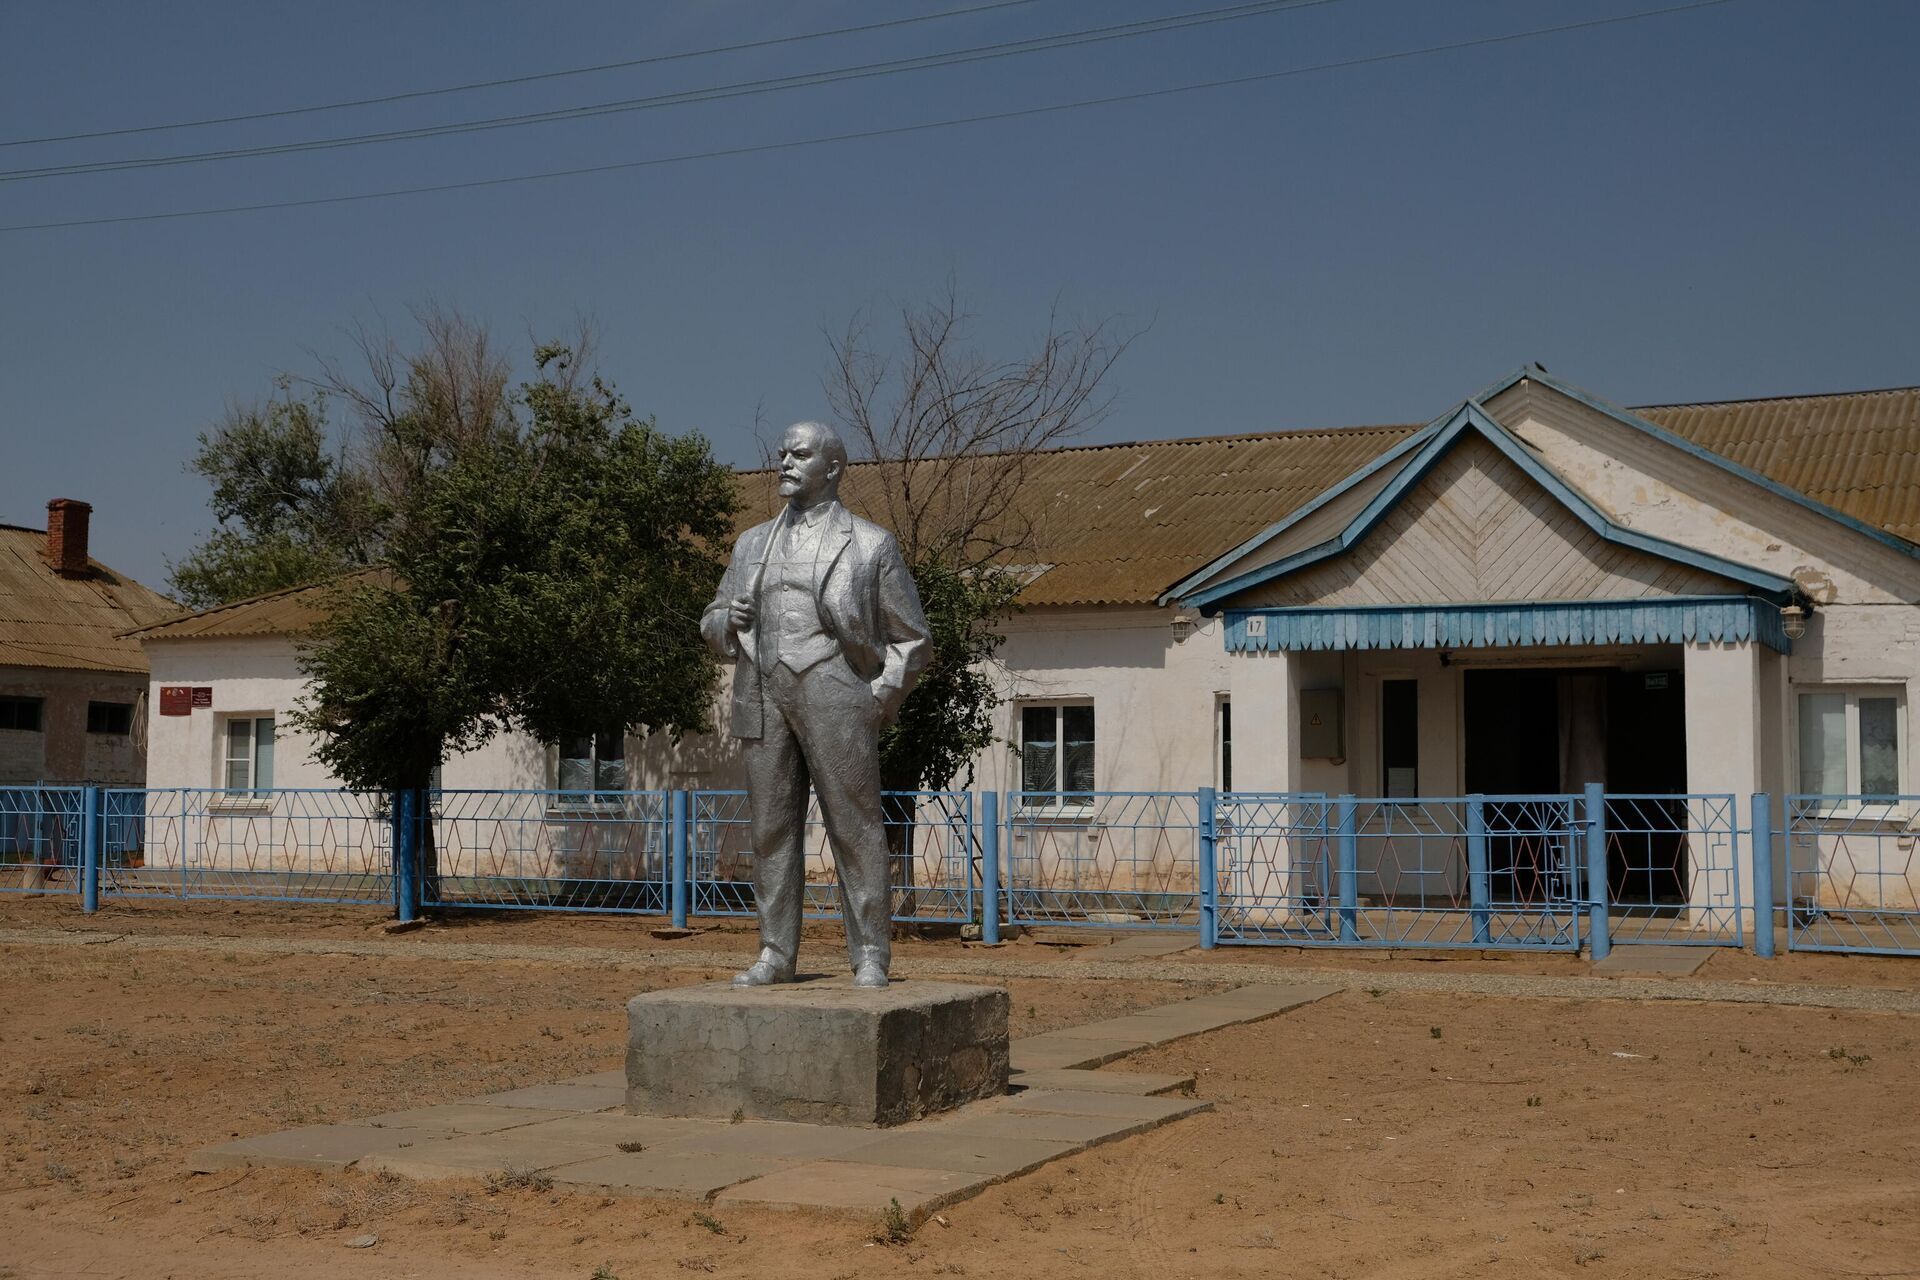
[776,420,847,509]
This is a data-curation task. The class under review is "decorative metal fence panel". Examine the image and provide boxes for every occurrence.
[1003,791,1203,930]
[99,788,392,904]
[425,790,670,913]
[689,789,976,924]
[1784,795,1920,955]
[0,786,83,894]
[1215,794,1585,950]
[1602,794,1743,946]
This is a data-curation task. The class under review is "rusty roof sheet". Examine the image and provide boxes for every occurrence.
[125,572,382,642]
[0,525,178,672]
[129,384,1920,634]
[1637,386,1920,543]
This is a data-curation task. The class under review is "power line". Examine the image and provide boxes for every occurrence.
[1,0,1339,183]
[1,1,1737,235]
[0,0,1048,148]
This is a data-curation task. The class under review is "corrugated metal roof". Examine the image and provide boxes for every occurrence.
[128,383,1920,635]
[0,525,178,672]
[1637,386,1920,542]
[126,572,380,641]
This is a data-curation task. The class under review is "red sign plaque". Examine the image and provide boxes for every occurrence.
[159,686,191,716]
[190,687,213,708]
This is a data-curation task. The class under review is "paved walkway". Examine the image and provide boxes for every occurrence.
[187,983,1337,1219]
[4,926,1916,1013]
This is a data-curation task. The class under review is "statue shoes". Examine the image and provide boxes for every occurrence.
[851,960,889,990]
[731,957,795,987]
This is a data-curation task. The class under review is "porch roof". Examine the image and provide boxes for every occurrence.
[1222,596,1791,655]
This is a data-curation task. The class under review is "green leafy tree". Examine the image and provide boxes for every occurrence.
[179,312,738,902]
[824,288,1132,912]
[166,382,377,609]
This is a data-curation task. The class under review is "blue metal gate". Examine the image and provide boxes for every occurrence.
[1784,795,1920,955]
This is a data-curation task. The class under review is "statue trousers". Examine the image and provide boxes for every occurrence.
[742,655,891,974]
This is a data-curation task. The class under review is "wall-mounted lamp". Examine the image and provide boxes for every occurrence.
[1780,603,1809,640]
[1170,610,1202,643]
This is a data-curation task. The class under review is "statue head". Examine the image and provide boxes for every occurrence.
[776,421,847,510]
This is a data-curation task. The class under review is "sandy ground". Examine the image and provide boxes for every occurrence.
[2,896,1916,1279]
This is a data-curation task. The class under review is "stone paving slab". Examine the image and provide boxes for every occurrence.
[654,1120,879,1161]
[559,1069,629,1089]
[360,1131,611,1179]
[833,1131,1075,1179]
[189,1123,445,1173]
[1066,933,1198,960]
[998,1089,1213,1123]
[473,1082,626,1112]
[1008,1034,1145,1071]
[361,1103,575,1135]
[1594,946,1710,976]
[1006,1068,1193,1096]
[939,1109,1165,1145]
[548,1149,794,1200]
[715,1161,979,1218]
[504,1112,720,1147]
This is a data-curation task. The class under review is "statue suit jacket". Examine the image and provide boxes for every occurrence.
[701,501,931,740]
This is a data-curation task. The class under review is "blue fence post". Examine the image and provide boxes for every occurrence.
[1336,794,1359,943]
[980,790,1001,945]
[1750,791,1776,958]
[1584,783,1610,962]
[393,790,418,923]
[1466,794,1490,945]
[670,789,690,929]
[1198,786,1219,949]
[80,786,102,913]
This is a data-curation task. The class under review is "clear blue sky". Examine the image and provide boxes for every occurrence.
[4,0,1916,594]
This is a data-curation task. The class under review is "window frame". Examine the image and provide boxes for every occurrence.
[0,695,44,733]
[1017,700,1096,810]
[1794,684,1907,813]
[554,729,628,807]
[217,714,276,805]
[86,701,133,735]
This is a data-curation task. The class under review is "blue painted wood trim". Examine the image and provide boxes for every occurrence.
[1476,365,1920,562]
[1183,402,1794,610]
[1223,596,1792,656]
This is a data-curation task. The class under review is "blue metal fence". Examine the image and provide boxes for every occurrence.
[1002,791,1204,931]
[97,788,393,905]
[423,789,670,913]
[22,782,1914,960]
[1214,793,1586,950]
[0,786,83,894]
[1784,795,1920,955]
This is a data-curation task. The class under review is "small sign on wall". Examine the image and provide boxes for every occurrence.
[158,686,214,716]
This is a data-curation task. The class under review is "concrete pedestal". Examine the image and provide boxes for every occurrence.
[625,977,1009,1127]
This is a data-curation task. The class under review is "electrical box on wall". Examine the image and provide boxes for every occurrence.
[1301,688,1344,760]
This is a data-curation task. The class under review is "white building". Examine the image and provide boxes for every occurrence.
[130,369,1920,931]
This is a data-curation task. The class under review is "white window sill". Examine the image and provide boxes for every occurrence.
[1792,800,1916,825]
[208,797,274,815]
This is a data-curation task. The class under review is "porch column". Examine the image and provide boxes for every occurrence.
[1683,640,1762,932]
[1226,649,1306,922]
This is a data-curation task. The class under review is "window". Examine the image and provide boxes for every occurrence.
[1021,703,1094,805]
[0,696,43,732]
[1216,698,1232,793]
[222,716,275,794]
[1381,679,1418,798]
[1798,688,1903,799]
[558,730,625,800]
[87,701,132,735]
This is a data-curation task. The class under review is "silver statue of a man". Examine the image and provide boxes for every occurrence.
[701,421,931,989]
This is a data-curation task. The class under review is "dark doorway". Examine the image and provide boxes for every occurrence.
[1463,666,1689,908]
[1464,669,1565,904]
[1605,668,1689,907]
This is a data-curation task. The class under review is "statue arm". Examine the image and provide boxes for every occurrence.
[702,539,747,660]
[871,536,931,719]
